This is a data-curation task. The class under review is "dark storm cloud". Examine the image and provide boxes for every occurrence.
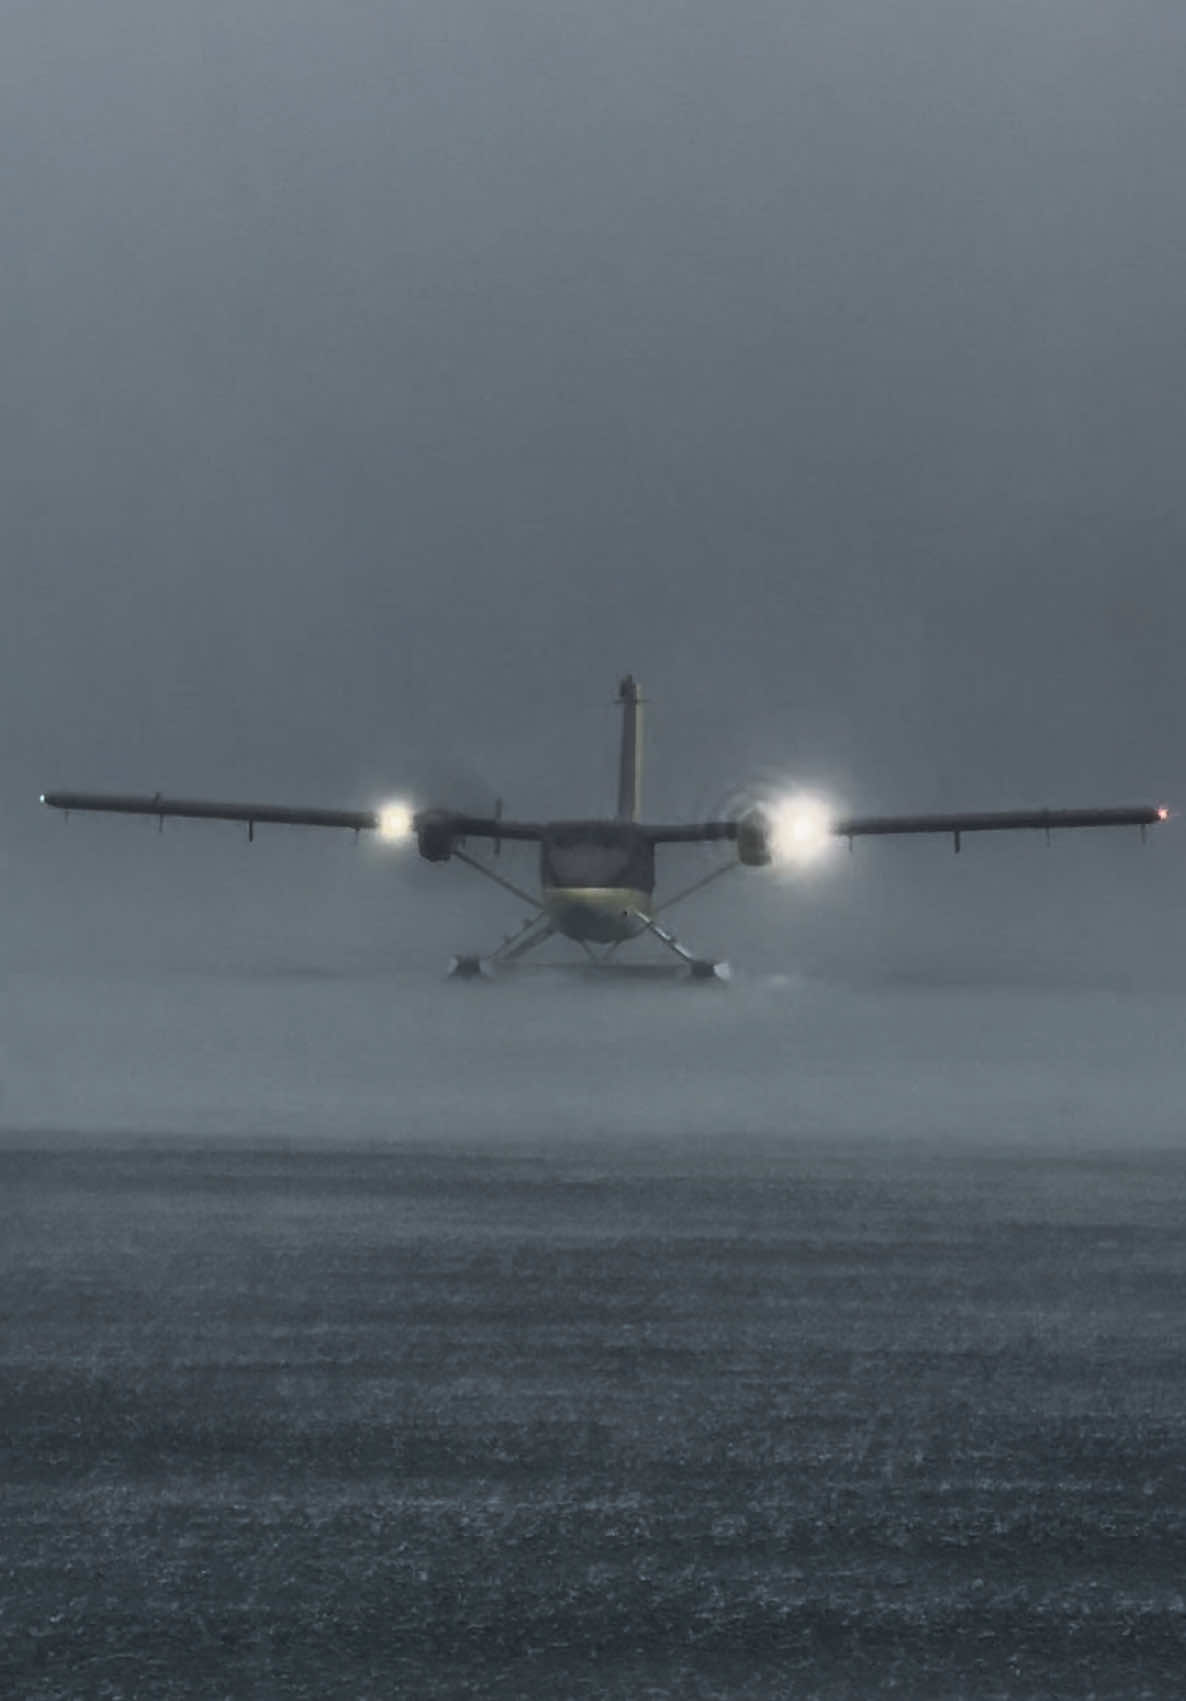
[3,0,1184,994]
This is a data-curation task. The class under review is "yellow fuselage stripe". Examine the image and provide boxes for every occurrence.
[543,886,651,915]
[541,886,652,942]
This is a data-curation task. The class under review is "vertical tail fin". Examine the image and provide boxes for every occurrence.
[616,674,643,820]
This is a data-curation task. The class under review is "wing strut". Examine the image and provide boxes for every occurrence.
[451,847,542,911]
[653,859,739,916]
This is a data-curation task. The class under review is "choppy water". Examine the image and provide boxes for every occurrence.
[4,1134,1185,1697]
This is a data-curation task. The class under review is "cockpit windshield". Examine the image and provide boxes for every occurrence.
[541,823,654,891]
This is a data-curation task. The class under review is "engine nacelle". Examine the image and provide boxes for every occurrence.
[414,808,457,863]
[736,807,772,867]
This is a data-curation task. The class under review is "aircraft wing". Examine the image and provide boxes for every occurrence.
[645,804,1165,856]
[414,809,544,845]
[644,822,738,843]
[40,791,381,833]
[39,791,546,845]
[832,805,1165,848]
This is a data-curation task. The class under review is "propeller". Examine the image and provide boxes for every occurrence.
[402,754,507,855]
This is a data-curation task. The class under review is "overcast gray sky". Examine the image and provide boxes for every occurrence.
[4,0,1184,996]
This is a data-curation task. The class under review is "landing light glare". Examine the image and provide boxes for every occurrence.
[769,793,836,869]
[377,800,414,842]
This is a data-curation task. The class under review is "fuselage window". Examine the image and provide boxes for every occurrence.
[542,827,653,891]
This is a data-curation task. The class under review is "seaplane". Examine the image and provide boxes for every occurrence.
[41,675,1167,982]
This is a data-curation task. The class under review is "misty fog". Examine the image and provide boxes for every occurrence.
[3,0,1184,1133]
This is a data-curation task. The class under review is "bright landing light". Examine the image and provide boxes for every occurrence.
[768,792,836,868]
[377,800,414,842]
